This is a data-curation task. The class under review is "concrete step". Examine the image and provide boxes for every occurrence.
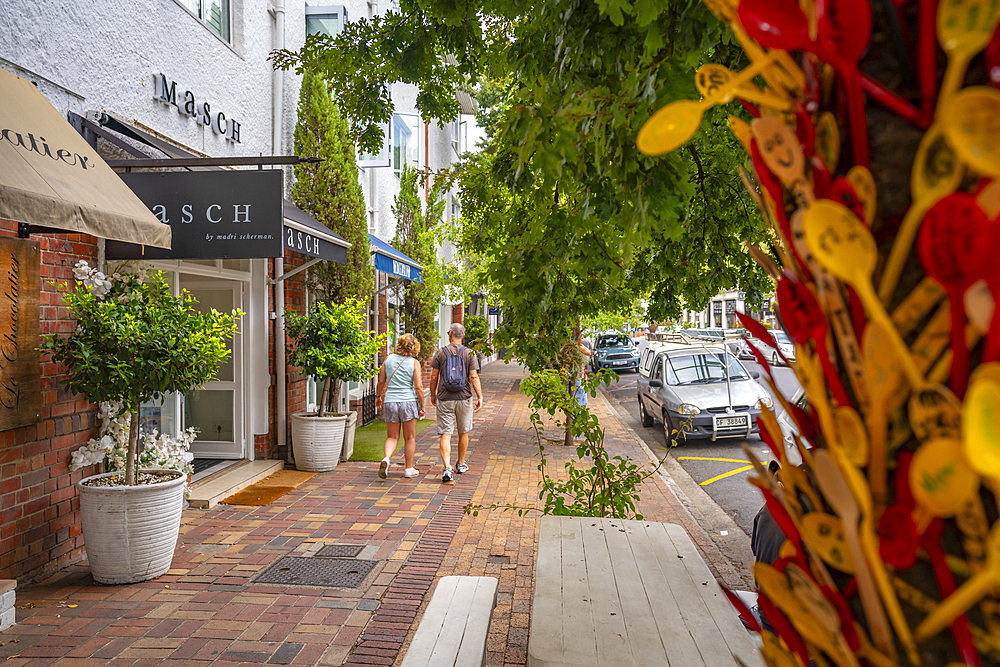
[188,459,284,509]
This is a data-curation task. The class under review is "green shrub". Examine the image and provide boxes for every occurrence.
[41,263,238,485]
[285,299,387,416]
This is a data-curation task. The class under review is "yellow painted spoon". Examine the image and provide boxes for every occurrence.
[942,86,1000,178]
[802,200,924,388]
[638,52,780,156]
[695,64,795,111]
[877,125,963,303]
[936,0,1000,109]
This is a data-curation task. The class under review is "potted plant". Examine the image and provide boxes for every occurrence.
[285,298,385,470]
[40,261,237,585]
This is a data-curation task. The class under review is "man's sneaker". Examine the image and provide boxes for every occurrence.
[456,462,469,474]
[379,458,389,479]
[404,468,420,478]
[442,468,455,483]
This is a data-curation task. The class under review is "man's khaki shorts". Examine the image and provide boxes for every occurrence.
[436,397,474,435]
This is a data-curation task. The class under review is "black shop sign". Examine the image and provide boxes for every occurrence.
[107,170,283,260]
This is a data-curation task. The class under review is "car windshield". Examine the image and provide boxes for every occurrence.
[665,352,750,385]
[773,331,792,345]
[597,335,631,349]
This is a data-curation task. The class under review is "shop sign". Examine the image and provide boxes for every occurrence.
[153,73,242,143]
[106,170,283,260]
[0,237,40,430]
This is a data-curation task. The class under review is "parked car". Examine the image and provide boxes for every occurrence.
[746,331,796,366]
[637,342,773,445]
[776,387,809,464]
[591,333,641,372]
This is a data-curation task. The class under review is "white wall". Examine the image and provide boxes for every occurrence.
[0,0,305,169]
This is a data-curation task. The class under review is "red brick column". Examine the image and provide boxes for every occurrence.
[451,303,463,325]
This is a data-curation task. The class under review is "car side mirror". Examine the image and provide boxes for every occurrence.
[649,379,663,388]
[751,371,760,379]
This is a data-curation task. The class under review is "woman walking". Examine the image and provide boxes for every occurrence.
[375,334,426,479]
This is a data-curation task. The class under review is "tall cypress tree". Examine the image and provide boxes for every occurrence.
[293,70,373,303]
[393,166,446,361]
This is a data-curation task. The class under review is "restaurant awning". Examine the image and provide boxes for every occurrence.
[0,69,170,248]
[369,233,423,283]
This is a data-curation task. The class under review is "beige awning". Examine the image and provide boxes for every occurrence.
[0,69,170,248]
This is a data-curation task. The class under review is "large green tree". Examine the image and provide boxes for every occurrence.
[274,1,773,369]
[293,70,374,302]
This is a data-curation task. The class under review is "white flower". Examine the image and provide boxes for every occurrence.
[69,402,197,477]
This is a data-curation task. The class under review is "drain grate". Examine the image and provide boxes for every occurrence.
[488,555,510,564]
[316,544,365,558]
[256,556,377,588]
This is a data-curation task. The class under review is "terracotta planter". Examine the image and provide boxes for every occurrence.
[340,411,359,462]
[77,469,186,585]
[290,412,347,472]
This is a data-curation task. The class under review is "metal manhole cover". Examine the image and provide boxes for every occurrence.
[316,544,365,558]
[256,556,378,588]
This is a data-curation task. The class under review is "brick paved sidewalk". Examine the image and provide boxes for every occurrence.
[0,361,748,667]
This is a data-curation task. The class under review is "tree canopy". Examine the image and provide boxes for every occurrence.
[273,0,774,369]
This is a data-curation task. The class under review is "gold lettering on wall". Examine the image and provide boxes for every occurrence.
[0,238,40,431]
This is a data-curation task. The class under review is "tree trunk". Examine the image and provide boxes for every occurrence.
[331,378,343,416]
[564,316,582,447]
[125,407,139,486]
[564,379,575,447]
[318,377,331,417]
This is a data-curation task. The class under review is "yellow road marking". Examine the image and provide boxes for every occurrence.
[677,457,751,464]
[699,465,754,486]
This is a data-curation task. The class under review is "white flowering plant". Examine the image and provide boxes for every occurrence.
[70,402,196,481]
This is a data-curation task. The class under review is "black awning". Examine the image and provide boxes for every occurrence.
[283,201,350,264]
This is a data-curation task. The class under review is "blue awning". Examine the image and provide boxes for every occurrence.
[369,233,423,283]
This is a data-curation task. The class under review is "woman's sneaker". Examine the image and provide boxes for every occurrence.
[379,458,389,479]
[404,468,420,478]
[456,462,469,474]
[442,468,455,483]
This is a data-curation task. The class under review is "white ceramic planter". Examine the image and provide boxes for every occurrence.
[340,411,359,462]
[77,469,186,585]
[290,412,347,472]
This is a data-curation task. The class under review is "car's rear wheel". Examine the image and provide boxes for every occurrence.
[772,351,779,366]
[639,396,654,427]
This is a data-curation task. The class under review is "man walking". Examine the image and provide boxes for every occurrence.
[429,322,483,482]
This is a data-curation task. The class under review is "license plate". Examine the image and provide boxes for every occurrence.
[613,360,627,366]
[716,416,748,428]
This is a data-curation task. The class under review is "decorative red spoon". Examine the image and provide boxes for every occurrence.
[917,192,990,397]
[776,276,853,406]
[739,0,870,166]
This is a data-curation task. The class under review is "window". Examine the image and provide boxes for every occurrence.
[664,353,749,386]
[306,5,347,38]
[393,113,420,176]
[358,120,390,168]
[651,354,664,382]
[177,0,231,42]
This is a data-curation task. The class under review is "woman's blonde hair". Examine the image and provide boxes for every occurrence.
[395,333,421,358]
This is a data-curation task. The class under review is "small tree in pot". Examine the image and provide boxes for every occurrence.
[285,298,386,470]
[39,262,238,584]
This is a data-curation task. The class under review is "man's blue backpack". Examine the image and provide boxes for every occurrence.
[442,345,468,393]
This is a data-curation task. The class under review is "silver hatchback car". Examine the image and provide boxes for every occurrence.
[637,342,773,445]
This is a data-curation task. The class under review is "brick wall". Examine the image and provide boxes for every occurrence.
[0,220,100,583]
[451,303,464,325]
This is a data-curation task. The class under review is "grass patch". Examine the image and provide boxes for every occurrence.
[350,419,435,462]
